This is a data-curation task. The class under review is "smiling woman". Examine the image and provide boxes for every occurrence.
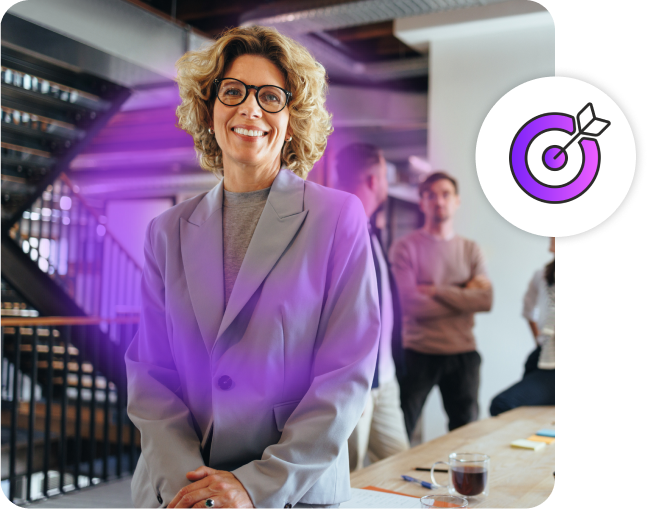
[175,26,332,181]
[125,25,380,509]
[209,54,293,191]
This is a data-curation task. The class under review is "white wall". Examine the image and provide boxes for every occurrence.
[404,15,556,441]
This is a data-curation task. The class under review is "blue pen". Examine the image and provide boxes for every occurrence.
[401,475,434,490]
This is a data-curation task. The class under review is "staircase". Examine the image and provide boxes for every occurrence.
[1,43,142,505]
[1,44,130,228]
[1,41,136,318]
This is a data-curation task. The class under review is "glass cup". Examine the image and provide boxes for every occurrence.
[431,452,490,498]
[420,494,469,508]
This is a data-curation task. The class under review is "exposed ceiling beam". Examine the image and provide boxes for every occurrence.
[177,3,246,22]
[1,14,167,88]
[395,0,550,46]
[328,85,427,127]
[122,0,200,30]
[326,21,394,41]
[241,0,509,34]
[7,0,212,82]
[75,171,220,198]
[70,146,196,171]
[240,0,512,82]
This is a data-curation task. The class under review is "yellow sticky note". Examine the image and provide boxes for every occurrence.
[527,435,555,444]
[511,439,546,451]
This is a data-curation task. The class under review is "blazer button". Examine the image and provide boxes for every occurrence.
[157,494,163,504]
[218,375,233,390]
[284,504,292,508]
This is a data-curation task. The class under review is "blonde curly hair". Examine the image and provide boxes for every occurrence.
[175,26,333,179]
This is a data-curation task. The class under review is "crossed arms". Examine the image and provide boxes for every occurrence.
[389,241,493,320]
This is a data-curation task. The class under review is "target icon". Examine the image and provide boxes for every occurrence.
[509,103,611,203]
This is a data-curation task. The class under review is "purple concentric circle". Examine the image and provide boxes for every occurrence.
[542,145,567,170]
[509,113,600,203]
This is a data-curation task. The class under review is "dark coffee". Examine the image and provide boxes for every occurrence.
[451,465,487,496]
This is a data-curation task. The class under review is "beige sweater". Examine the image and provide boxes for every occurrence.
[389,230,493,355]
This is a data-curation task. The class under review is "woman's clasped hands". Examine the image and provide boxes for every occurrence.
[168,467,254,508]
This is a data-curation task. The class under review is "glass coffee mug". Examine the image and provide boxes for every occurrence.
[431,453,490,498]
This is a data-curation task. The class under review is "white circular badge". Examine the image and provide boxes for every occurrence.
[475,77,635,237]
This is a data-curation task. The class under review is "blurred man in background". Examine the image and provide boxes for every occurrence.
[389,172,493,437]
[336,143,409,470]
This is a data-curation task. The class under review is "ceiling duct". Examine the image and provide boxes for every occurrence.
[242,0,508,34]
[241,0,510,81]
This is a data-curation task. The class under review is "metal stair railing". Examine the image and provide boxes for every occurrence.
[6,172,143,338]
[1,316,140,505]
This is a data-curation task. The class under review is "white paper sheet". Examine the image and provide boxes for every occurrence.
[339,488,421,508]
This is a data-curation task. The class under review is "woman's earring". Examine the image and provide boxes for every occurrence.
[286,136,292,142]
[208,128,214,135]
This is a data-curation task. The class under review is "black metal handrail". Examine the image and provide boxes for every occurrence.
[1,316,140,504]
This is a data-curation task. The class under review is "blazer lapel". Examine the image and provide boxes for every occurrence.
[181,179,226,355]
[216,169,308,343]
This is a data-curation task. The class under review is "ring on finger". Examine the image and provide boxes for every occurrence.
[205,499,215,508]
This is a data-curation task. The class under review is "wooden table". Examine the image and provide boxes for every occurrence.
[350,406,555,508]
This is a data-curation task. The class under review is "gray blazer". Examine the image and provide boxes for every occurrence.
[125,168,380,508]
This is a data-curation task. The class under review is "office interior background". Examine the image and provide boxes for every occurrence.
[1,0,554,505]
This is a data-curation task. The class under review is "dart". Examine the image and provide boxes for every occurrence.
[553,103,611,159]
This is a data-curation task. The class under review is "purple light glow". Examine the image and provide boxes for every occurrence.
[59,195,72,210]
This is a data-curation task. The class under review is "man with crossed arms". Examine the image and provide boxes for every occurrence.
[390,172,493,437]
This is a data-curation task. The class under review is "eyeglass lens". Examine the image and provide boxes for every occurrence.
[218,79,287,113]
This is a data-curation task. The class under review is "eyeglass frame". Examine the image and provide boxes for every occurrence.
[213,78,292,113]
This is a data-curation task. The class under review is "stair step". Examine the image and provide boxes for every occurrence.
[1,175,28,186]
[36,361,93,373]
[1,308,39,317]
[2,327,60,337]
[3,343,79,356]
[53,374,109,390]
[2,65,107,110]
[1,140,53,160]
[2,303,32,308]
[1,105,78,138]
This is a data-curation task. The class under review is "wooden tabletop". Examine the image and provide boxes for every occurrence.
[350,406,555,508]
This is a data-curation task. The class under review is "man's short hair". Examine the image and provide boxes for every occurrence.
[419,171,459,197]
[335,143,383,192]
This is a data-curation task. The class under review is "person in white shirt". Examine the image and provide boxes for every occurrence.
[490,238,555,416]
[336,143,410,470]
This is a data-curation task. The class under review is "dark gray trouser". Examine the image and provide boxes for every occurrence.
[489,346,555,416]
[400,349,482,438]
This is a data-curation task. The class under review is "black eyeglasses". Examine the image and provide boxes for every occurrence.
[213,78,292,113]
